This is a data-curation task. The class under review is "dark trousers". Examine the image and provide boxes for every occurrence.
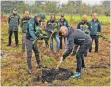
[22,33,26,52]
[26,39,41,69]
[44,39,49,48]
[59,32,63,49]
[8,31,18,45]
[89,35,99,52]
[76,40,92,72]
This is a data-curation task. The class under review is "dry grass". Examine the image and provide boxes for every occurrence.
[1,22,110,86]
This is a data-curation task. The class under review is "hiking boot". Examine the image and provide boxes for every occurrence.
[89,50,92,53]
[28,68,33,74]
[71,72,81,79]
[37,64,47,68]
[95,51,98,53]
[84,53,88,57]
[81,67,86,70]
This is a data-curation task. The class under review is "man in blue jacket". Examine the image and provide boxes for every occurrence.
[89,13,102,53]
[59,26,92,78]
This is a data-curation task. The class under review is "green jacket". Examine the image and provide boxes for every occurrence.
[39,27,49,40]
[40,20,49,37]
[8,13,20,31]
[90,19,102,35]
[20,16,31,33]
[46,20,59,37]
[26,16,48,41]
[26,16,41,41]
[77,21,91,35]
[58,18,69,28]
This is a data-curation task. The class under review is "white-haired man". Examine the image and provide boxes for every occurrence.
[59,26,92,78]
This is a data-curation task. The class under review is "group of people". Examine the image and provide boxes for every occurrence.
[7,8,102,78]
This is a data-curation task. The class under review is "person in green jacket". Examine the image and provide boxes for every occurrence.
[89,13,102,53]
[26,14,44,73]
[39,13,49,47]
[7,8,20,47]
[20,10,31,53]
[40,19,49,47]
[47,14,60,55]
[77,15,91,35]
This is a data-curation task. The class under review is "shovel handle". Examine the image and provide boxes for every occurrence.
[56,61,62,69]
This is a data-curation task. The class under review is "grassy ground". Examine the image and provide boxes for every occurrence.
[1,22,110,86]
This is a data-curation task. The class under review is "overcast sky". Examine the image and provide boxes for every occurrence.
[82,0,101,5]
[1,0,103,6]
[24,0,102,5]
[59,0,101,5]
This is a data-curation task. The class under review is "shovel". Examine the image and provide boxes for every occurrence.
[56,57,63,69]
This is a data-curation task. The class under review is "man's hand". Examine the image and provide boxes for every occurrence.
[97,32,100,36]
[51,30,54,33]
[32,37,37,44]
